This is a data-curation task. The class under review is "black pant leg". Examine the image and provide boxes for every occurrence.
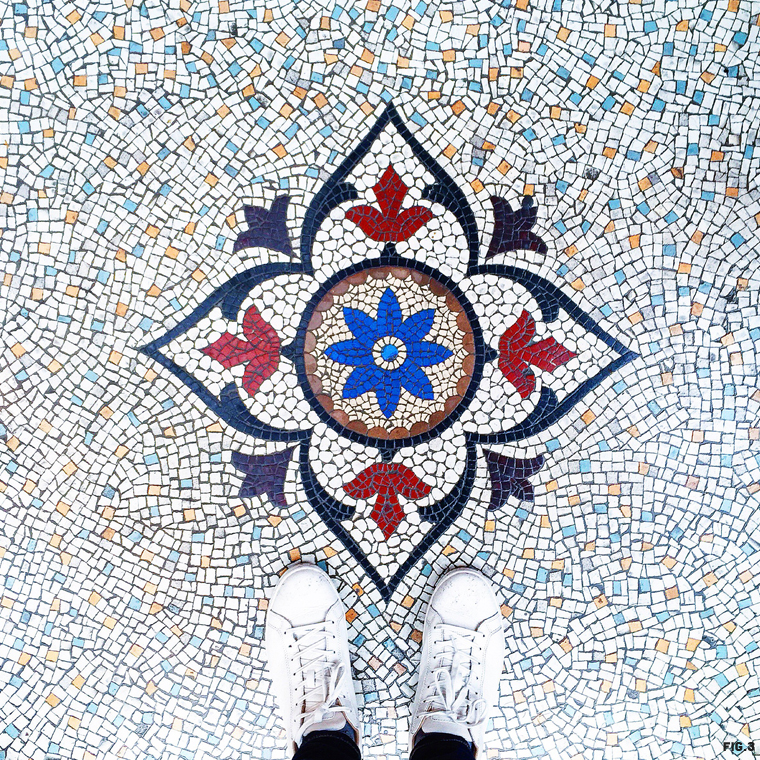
[409,732,476,760]
[292,730,362,760]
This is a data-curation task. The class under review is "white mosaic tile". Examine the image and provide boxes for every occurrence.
[1,1,760,759]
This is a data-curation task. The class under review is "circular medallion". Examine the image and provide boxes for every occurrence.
[300,262,479,444]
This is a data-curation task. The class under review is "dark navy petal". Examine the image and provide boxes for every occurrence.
[343,307,379,346]
[343,365,382,398]
[407,340,453,367]
[325,339,373,366]
[375,371,402,418]
[375,287,403,336]
[232,448,294,506]
[396,308,435,344]
[235,196,293,256]
[400,363,434,400]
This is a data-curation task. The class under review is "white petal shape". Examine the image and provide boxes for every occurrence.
[308,122,472,280]
[159,273,321,431]
[458,272,621,439]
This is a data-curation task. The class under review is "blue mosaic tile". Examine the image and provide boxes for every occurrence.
[1,2,760,759]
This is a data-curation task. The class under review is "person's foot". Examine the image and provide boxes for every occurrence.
[265,564,360,755]
[409,568,505,757]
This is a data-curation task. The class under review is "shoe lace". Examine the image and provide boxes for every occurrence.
[420,623,487,730]
[289,622,351,745]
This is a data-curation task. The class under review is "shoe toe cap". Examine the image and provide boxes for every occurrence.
[429,569,501,629]
[270,564,342,627]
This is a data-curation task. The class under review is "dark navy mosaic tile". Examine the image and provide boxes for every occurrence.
[1,3,759,760]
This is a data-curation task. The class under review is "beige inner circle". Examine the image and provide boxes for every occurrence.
[304,267,475,439]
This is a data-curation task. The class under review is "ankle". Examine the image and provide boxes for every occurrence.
[302,719,358,746]
[333,719,360,744]
[296,727,362,760]
[411,729,476,755]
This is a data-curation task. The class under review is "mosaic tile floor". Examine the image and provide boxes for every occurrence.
[1,1,760,759]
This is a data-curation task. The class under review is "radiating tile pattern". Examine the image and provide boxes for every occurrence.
[306,267,472,435]
[1,2,759,760]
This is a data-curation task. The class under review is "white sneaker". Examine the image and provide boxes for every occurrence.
[265,564,361,755]
[409,568,505,757]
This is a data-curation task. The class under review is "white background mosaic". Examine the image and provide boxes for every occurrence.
[1,0,760,759]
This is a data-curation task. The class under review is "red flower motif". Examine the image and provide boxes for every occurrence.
[498,310,576,399]
[343,463,432,539]
[201,306,280,397]
[345,164,434,242]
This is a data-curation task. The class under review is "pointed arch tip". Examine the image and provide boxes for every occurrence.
[300,101,479,266]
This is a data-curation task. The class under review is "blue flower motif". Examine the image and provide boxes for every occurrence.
[325,287,453,418]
